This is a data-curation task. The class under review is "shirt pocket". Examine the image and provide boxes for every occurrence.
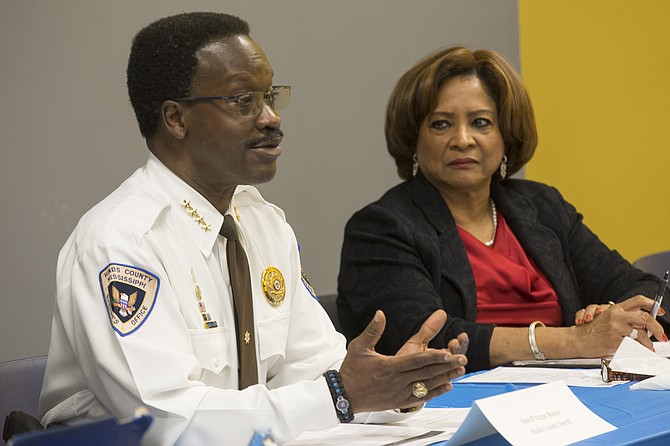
[189,326,230,375]
[256,312,290,362]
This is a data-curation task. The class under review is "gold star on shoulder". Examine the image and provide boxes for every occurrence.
[244,331,251,344]
[234,203,241,222]
[181,199,211,232]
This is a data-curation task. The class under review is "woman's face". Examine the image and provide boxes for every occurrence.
[416,75,505,197]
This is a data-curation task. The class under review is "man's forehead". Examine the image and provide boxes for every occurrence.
[197,36,269,67]
[193,35,273,85]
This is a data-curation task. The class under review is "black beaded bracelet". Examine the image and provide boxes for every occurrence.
[323,370,354,423]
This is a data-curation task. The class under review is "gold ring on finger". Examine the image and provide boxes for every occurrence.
[411,381,428,399]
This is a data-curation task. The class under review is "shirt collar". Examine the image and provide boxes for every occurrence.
[145,154,226,256]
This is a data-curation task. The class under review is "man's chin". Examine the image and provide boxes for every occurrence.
[247,165,277,186]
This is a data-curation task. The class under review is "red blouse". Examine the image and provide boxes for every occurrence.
[457,213,563,327]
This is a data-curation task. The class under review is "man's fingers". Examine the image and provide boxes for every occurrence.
[398,365,467,407]
[448,333,469,355]
[409,309,447,346]
[351,310,386,351]
[392,349,467,376]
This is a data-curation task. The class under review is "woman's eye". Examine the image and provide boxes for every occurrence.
[429,120,450,130]
[473,118,493,128]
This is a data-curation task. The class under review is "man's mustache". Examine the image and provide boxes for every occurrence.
[248,129,284,148]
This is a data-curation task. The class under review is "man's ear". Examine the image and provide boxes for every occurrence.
[160,101,187,139]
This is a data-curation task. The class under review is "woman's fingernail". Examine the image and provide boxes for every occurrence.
[660,308,666,316]
[663,334,668,342]
[585,314,593,321]
[577,318,583,325]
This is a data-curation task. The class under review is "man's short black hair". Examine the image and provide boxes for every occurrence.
[127,12,250,138]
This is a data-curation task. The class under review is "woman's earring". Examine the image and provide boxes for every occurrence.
[412,154,419,177]
[499,155,508,180]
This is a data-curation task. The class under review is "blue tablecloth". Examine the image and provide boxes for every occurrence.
[427,375,670,445]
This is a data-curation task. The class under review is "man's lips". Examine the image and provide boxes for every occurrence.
[247,138,282,160]
[249,138,282,149]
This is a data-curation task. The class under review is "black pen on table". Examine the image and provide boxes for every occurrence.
[648,270,669,338]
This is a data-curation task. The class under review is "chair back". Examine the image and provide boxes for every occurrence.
[0,355,48,439]
[9,414,152,446]
[633,250,670,279]
[318,294,342,332]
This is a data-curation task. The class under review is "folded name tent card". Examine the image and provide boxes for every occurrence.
[447,381,615,446]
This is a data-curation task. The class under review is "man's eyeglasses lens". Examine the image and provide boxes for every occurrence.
[171,86,291,117]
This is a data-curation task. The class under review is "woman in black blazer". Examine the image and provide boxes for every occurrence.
[337,47,669,372]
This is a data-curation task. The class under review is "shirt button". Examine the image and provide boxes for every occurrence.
[213,357,220,367]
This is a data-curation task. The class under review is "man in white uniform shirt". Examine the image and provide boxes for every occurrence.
[38,12,468,445]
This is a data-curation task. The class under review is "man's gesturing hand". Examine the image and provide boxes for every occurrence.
[339,310,467,414]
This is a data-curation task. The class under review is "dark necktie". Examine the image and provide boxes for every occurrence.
[220,214,259,389]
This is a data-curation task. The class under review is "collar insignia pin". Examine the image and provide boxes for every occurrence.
[181,199,211,232]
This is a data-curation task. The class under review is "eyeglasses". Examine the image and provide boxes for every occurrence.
[171,85,291,118]
[600,358,654,383]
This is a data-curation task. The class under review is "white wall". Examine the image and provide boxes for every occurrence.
[0,0,519,361]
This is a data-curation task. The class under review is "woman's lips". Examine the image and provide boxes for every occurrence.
[448,158,478,168]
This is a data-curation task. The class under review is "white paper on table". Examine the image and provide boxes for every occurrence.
[365,407,470,429]
[609,336,670,376]
[458,366,624,387]
[448,381,616,446]
[282,408,467,446]
[609,337,670,390]
[375,407,469,429]
[653,341,670,358]
[630,374,670,390]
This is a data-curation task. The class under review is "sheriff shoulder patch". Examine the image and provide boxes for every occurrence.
[99,263,160,336]
[301,267,318,300]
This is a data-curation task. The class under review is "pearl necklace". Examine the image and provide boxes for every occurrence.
[483,198,497,247]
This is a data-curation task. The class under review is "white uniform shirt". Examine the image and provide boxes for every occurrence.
[39,154,347,445]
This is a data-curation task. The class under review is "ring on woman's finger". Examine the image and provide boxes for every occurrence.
[411,381,429,399]
[608,301,615,306]
[629,329,638,340]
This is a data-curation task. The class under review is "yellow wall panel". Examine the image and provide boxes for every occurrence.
[519,0,670,263]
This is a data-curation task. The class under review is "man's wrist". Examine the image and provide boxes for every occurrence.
[323,370,354,423]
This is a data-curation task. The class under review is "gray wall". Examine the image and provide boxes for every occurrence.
[0,0,519,362]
